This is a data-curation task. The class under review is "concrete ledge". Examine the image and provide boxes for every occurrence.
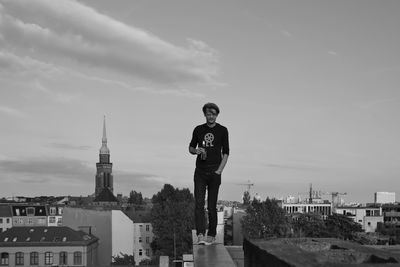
[193,243,237,267]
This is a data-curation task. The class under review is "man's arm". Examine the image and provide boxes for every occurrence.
[216,127,229,174]
[189,126,205,155]
[215,154,229,174]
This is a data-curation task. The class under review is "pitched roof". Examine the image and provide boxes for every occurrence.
[94,187,118,203]
[0,226,98,247]
[0,205,12,217]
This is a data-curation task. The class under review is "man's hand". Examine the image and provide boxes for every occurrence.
[196,148,206,155]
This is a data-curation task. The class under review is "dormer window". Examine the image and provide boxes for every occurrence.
[50,207,56,215]
[12,237,17,242]
[26,207,35,216]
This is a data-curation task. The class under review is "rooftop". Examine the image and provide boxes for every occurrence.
[94,187,118,203]
[0,205,12,217]
[0,226,98,247]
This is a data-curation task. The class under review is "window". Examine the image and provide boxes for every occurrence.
[18,219,23,224]
[73,252,82,265]
[0,252,9,265]
[59,251,68,265]
[146,224,150,231]
[145,249,150,256]
[139,249,143,256]
[38,218,46,225]
[26,207,35,216]
[45,252,53,265]
[368,222,371,226]
[139,237,142,243]
[30,252,39,265]
[366,210,371,216]
[28,218,33,224]
[15,208,20,216]
[15,252,24,265]
[50,207,56,215]
[146,236,150,243]
[6,219,9,224]
[49,217,56,224]
[0,219,3,224]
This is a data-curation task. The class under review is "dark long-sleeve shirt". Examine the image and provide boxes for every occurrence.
[189,123,229,171]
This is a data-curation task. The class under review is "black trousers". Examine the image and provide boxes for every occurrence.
[194,168,221,237]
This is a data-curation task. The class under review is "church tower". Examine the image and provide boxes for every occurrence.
[95,116,113,197]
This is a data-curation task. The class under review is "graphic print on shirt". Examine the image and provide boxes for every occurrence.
[204,133,214,147]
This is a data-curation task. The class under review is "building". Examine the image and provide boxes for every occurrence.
[46,205,63,227]
[133,222,154,265]
[62,207,134,266]
[334,206,383,232]
[280,202,332,219]
[11,205,48,227]
[381,203,400,224]
[0,206,12,233]
[125,207,154,265]
[375,192,396,204]
[0,226,98,266]
[95,116,114,197]
[232,207,246,246]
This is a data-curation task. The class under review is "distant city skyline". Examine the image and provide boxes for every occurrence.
[1,0,399,203]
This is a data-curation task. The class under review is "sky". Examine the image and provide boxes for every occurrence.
[0,0,399,203]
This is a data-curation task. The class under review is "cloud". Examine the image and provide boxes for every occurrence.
[0,157,164,193]
[328,50,338,56]
[0,105,26,118]
[281,30,292,38]
[34,81,81,103]
[46,142,92,151]
[264,163,324,172]
[0,0,219,85]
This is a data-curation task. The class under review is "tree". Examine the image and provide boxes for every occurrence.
[150,184,195,260]
[128,190,143,205]
[139,258,158,266]
[325,213,363,240]
[111,253,135,265]
[243,191,251,205]
[241,198,290,239]
[292,213,328,238]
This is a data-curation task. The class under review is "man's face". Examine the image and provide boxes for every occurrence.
[204,108,218,124]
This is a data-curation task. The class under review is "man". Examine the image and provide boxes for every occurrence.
[189,103,229,245]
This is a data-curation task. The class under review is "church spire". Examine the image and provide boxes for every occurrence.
[102,115,107,143]
[99,115,110,155]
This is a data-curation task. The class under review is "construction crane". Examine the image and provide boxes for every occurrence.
[236,180,254,193]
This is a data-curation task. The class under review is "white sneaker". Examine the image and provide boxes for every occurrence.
[197,233,205,245]
[204,235,216,245]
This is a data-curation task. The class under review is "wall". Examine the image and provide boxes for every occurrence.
[111,210,134,260]
[0,245,88,266]
[62,207,112,266]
